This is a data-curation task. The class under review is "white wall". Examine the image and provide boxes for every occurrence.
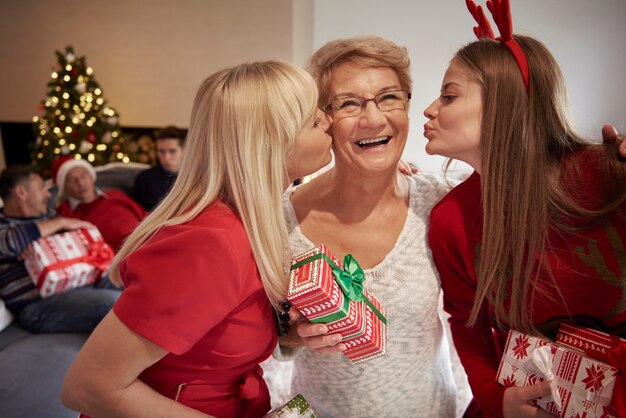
[313,0,626,174]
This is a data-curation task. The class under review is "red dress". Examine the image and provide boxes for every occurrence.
[85,201,278,418]
[57,189,146,252]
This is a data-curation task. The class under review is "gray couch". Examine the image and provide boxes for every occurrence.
[0,162,150,418]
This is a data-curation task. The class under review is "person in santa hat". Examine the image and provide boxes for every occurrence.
[52,157,146,252]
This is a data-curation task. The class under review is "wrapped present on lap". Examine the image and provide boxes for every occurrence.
[264,394,317,417]
[22,226,114,298]
[288,244,386,364]
[496,329,622,418]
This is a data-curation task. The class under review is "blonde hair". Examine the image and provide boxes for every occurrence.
[110,61,319,307]
[307,35,412,106]
[455,36,626,335]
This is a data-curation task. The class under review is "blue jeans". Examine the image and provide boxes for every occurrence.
[18,275,122,333]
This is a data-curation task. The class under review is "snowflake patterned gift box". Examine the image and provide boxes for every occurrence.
[263,393,318,417]
[288,244,387,364]
[496,329,620,418]
[556,323,626,416]
[22,226,114,298]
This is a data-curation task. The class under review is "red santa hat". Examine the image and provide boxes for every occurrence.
[51,156,96,201]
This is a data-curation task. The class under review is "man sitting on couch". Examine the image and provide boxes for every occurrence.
[53,157,146,252]
[0,165,121,333]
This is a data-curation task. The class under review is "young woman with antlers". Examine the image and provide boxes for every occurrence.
[424,0,626,417]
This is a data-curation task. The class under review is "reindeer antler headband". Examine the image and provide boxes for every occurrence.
[466,0,530,92]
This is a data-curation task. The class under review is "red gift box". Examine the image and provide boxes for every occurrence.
[288,245,348,323]
[22,226,114,298]
[496,329,620,418]
[556,324,626,417]
[557,323,625,359]
[288,244,387,364]
[326,299,367,340]
[342,293,386,363]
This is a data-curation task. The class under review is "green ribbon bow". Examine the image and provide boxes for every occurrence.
[290,251,387,325]
[333,254,386,325]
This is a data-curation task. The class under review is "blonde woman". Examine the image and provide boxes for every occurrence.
[61,61,332,418]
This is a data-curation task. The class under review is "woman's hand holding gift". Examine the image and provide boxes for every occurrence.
[280,306,346,354]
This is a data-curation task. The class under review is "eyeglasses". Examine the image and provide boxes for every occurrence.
[320,89,411,117]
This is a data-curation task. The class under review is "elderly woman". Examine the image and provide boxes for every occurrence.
[278,35,460,417]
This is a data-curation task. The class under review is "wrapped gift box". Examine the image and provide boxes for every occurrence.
[496,329,620,418]
[264,393,317,417]
[326,299,367,341]
[288,244,386,364]
[288,245,347,323]
[557,323,625,359]
[22,226,114,298]
[343,294,386,363]
[556,324,625,416]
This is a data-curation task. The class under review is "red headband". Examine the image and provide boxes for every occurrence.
[466,0,530,92]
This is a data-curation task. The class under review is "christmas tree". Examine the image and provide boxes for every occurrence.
[31,46,130,177]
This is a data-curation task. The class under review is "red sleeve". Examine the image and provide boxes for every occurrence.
[105,189,147,219]
[96,191,146,251]
[428,173,506,418]
[56,201,74,218]
[113,222,243,355]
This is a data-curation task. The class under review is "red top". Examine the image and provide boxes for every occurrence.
[429,153,626,417]
[109,201,276,417]
[57,189,146,252]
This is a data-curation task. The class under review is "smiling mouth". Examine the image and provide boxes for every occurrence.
[356,136,390,148]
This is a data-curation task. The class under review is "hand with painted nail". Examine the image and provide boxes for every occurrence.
[279,306,346,354]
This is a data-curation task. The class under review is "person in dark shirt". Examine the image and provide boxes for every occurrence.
[132,126,186,211]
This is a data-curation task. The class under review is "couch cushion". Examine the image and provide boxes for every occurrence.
[0,322,29,350]
[0,332,88,418]
[94,162,150,195]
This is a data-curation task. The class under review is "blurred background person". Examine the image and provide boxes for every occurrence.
[53,157,146,251]
[61,60,332,418]
[133,126,186,211]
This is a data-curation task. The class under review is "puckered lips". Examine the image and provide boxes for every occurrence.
[355,136,391,148]
[423,124,434,139]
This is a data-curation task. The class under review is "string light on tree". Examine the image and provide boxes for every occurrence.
[30,46,138,177]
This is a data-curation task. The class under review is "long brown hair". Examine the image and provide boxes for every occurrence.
[456,35,626,335]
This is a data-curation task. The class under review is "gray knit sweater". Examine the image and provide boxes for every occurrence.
[279,174,459,418]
